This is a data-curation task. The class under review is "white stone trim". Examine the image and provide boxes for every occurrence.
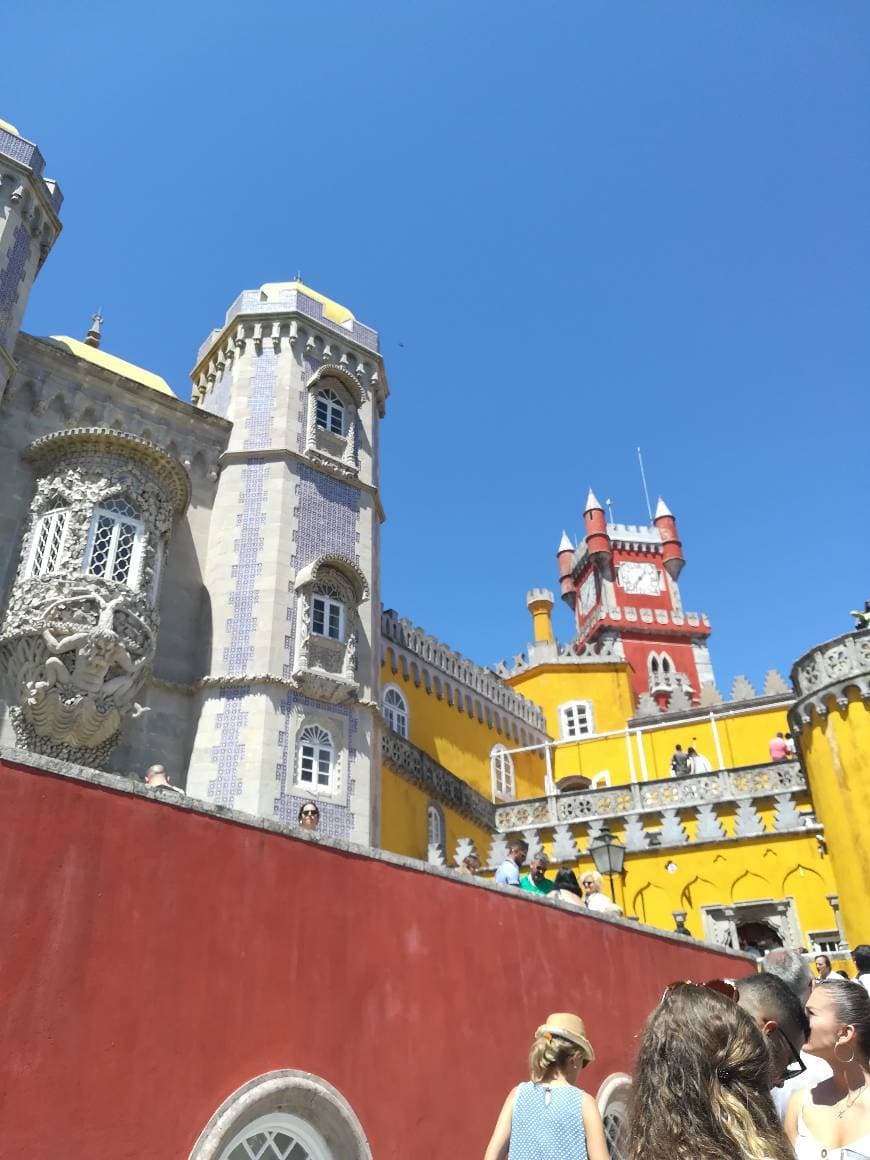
[188,1070,372,1160]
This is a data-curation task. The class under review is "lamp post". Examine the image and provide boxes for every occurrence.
[589,827,626,904]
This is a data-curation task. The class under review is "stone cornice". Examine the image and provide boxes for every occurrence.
[381,730,495,830]
[218,447,386,522]
[789,628,870,731]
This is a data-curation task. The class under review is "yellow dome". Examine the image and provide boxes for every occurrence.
[259,280,355,326]
[0,118,21,136]
[46,337,176,397]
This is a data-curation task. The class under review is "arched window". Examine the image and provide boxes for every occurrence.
[85,498,143,586]
[383,686,409,738]
[25,507,69,578]
[297,726,334,789]
[559,701,595,740]
[220,1112,329,1160]
[315,388,344,436]
[426,802,445,853]
[491,744,515,800]
[312,585,344,641]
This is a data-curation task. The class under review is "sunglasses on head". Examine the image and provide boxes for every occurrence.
[661,978,739,1005]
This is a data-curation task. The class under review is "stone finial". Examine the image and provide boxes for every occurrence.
[453,837,478,867]
[623,816,650,851]
[486,834,510,869]
[427,842,446,867]
[698,682,724,707]
[522,828,544,862]
[667,686,692,713]
[762,669,791,696]
[84,309,103,349]
[772,794,803,832]
[635,692,661,718]
[730,675,757,701]
[550,824,579,862]
[734,799,765,837]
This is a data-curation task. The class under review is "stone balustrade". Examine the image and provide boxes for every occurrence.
[790,628,870,730]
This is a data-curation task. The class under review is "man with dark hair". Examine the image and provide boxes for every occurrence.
[738,973,810,1089]
[494,839,528,887]
[853,944,870,995]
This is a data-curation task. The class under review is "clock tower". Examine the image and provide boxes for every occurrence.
[557,491,714,708]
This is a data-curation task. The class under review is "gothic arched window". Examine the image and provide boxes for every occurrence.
[85,498,143,587]
[297,726,334,790]
[427,802,445,854]
[315,388,344,436]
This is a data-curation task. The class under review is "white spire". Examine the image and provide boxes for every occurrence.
[654,496,673,519]
[558,530,573,553]
[584,488,603,514]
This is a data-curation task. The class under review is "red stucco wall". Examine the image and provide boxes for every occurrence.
[0,757,751,1158]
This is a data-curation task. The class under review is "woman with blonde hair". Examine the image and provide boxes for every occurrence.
[483,1012,609,1160]
[623,981,794,1160]
[785,977,870,1157]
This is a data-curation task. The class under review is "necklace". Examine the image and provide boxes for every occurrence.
[835,1084,868,1119]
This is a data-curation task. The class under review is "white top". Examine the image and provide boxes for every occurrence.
[586,892,622,915]
[856,975,870,996]
[794,1099,870,1159]
[772,1053,832,1120]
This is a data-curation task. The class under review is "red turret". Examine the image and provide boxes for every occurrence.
[583,489,613,578]
[654,497,685,580]
[557,531,575,606]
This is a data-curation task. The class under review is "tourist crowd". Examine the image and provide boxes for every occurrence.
[484,945,870,1160]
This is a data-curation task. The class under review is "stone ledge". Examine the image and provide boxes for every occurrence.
[0,744,754,958]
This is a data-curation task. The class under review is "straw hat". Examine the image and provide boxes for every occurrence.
[536,1012,595,1065]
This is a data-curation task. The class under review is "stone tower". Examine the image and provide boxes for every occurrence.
[0,118,63,401]
[185,281,387,845]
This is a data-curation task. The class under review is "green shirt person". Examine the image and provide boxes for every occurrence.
[521,855,555,895]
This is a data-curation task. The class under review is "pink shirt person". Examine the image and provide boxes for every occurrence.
[769,732,789,761]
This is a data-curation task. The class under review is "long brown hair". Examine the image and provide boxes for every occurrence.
[623,983,793,1160]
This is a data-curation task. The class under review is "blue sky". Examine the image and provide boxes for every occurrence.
[7,1,869,693]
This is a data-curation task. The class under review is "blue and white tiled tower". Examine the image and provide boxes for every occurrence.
[0,118,63,401]
[186,281,387,844]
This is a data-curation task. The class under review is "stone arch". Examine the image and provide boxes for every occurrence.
[188,1069,371,1160]
[730,868,771,902]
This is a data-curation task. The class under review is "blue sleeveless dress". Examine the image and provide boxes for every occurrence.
[509,1082,589,1160]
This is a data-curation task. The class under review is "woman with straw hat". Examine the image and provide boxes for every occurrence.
[483,1012,608,1160]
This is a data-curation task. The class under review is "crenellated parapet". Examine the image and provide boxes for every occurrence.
[789,628,870,729]
[381,608,548,736]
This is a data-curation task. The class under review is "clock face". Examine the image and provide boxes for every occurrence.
[617,561,661,596]
[579,573,597,613]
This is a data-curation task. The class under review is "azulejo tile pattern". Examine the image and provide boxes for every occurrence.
[243,349,276,451]
[207,689,250,805]
[0,224,31,330]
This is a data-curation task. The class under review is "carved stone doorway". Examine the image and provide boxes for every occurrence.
[701,898,800,953]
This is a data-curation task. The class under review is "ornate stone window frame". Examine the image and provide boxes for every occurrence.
[303,365,363,478]
[188,1070,372,1160]
[427,800,446,854]
[289,704,348,803]
[292,555,369,704]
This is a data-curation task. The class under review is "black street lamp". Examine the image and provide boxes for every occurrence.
[589,827,626,904]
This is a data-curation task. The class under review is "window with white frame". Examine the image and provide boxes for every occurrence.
[427,802,445,853]
[220,1112,330,1160]
[491,744,515,800]
[383,686,409,738]
[311,590,344,641]
[85,498,143,586]
[559,700,595,740]
[297,726,334,789]
[25,508,69,578]
[315,388,344,436]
